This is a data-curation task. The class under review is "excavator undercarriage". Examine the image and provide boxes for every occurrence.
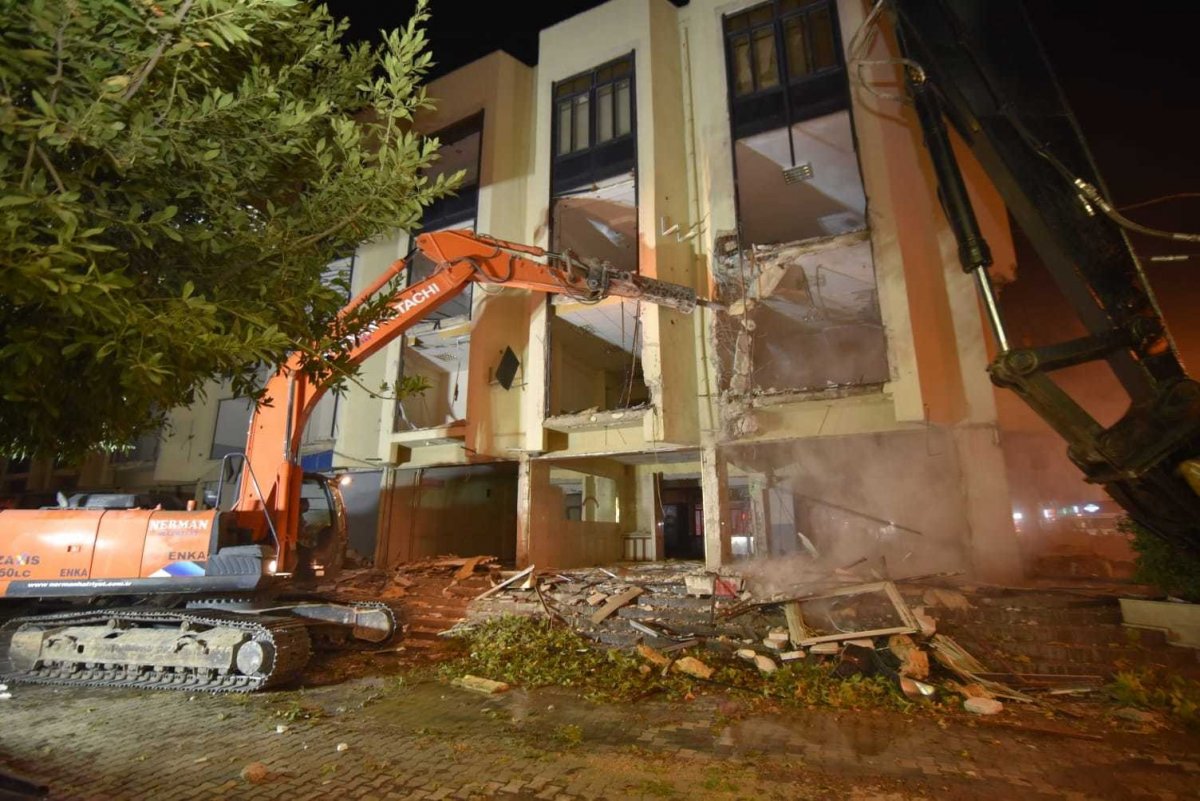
[0,596,399,693]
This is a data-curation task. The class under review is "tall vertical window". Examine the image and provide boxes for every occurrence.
[548,54,643,417]
[717,0,887,395]
[408,113,484,323]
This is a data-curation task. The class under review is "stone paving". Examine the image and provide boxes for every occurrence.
[3,664,1199,801]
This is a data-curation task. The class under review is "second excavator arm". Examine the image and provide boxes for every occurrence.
[887,0,1200,555]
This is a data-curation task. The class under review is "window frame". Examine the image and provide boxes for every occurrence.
[550,53,637,196]
[723,0,849,140]
[418,111,485,233]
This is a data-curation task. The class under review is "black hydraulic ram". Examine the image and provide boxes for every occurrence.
[897,28,1008,353]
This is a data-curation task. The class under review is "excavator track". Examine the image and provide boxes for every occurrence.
[0,608,311,694]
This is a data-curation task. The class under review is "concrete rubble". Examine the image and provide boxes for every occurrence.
[334,556,1133,713]
[439,559,1094,710]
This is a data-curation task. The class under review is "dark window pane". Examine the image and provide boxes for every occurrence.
[572,95,590,151]
[811,6,838,70]
[557,100,573,155]
[597,83,614,142]
[753,28,779,90]
[784,16,810,78]
[614,79,632,137]
[749,5,773,26]
[731,35,754,96]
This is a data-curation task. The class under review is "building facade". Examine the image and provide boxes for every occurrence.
[9,0,1104,581]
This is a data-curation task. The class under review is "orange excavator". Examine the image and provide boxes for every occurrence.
[0,230,700,692]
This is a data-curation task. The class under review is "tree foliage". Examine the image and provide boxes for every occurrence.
[0,0,458,458]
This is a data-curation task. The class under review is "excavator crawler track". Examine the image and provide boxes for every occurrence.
[0,608,311,694]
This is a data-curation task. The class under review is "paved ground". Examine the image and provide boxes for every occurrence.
[1,650,1198,801]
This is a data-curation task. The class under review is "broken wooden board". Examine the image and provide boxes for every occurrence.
[453,555,492,581]
[929,634,1034,703]
[590,586,643,625]
[474,565,535,601]
[783,601,810,648]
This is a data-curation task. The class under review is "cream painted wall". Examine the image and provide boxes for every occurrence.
[153,378,237,485]
[378,52,541,466]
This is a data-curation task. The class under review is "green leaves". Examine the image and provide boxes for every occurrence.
[0,0,454,457]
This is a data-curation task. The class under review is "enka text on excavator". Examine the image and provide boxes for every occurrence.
[0,231,700,692]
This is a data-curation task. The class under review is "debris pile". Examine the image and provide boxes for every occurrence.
[333,556,499,649]
[450,561,1104,712]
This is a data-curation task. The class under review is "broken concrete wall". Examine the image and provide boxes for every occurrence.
[723,428,974,577]
[714,232,889,419]
[549,302,649,415]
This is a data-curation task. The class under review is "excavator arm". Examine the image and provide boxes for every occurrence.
[234,230,699,565]
[887,0,1200,554]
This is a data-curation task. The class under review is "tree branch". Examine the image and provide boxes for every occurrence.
[21,14,68,190]
[287,204,367,252]
[37,147,66,194]
[122,0,197,103]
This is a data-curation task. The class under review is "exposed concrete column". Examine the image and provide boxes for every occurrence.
[749,477,770,558]
[515,455,533,568]
[953,425,1024,583]
[635,467,662,560]
[700,445,732,570]
[517,456,555,568]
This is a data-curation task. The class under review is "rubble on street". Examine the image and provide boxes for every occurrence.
[329,555,1200,722]
[434,558,1109,712]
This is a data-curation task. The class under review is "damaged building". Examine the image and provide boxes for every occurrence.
[6,0,1121,583]
[364,0,1028,582]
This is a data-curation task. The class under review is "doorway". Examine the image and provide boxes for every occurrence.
[660,478,704,560]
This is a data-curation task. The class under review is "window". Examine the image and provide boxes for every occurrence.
[548,56,642,417]
[211,397,254,460]
[724,0,847,139]
[551,55,635,195]
[419,113,483,233]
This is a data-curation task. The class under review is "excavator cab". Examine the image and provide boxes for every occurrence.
[295,473,348,582]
